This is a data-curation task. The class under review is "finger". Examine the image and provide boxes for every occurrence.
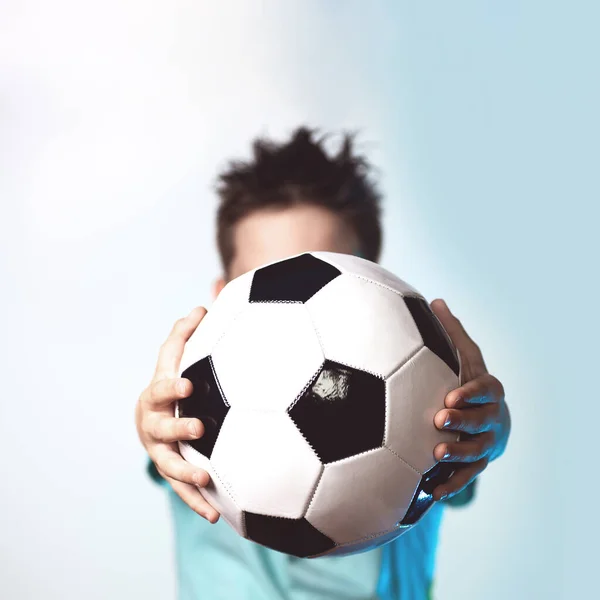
[430,299,485,366]
[154,306,207,378]
[433,458,487,501]
[434,405,499,434]
[152,446,211,487]
[444,373,504,408]
[145,415,205,443]
[166,476,220,523]
[142,377,193,410]
[434,431,495,463]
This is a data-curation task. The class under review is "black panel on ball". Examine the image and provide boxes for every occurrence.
[244,512,335,558]
[249,253,341,303]
[403,296,460,376]
[179,356,229,459]
[400,462,455,526]
[289,360,386,464]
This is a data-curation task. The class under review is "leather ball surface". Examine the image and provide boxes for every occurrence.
[177,252,460,558]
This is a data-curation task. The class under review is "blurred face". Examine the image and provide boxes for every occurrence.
[214,204,359,295]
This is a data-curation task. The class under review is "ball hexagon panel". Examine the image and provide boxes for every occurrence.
[305,447,422,546]
[243,512,335,558]
[323,524,411,557]
[211,303,324,412]
[180,270,254,373]
[385,347,459,473]
[178,356,229,459]
[400,462,455,526]
[311,251,421,297]
[403,296,459,377]
[289,360,385,464]
[210,408,323,519]
[249,253,341,303]
[305,274,423,378]
[178,440,244,536]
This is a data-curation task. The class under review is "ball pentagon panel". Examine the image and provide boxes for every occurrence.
[249,253,341,303]
[403,296,460,377]
[178,356,229,459]
[243,512,335,558]
[400,462,455,526]
[289,360,386,464]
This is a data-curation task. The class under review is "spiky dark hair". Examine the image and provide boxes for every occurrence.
[216,126,383,274]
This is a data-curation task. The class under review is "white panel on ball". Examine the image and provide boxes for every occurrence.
[180,271,254,374]
[385,346,459,474]
[211,303,324,411]
[210,409,322,519]
[305,447,421,546]
[311,251,421,297]
[323,524,412,557]
[305,275,423,378]
[178,440,244,536]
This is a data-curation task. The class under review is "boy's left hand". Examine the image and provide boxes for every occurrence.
[429,299,511,502]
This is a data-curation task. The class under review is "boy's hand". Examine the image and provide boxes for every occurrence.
[430,299,511,502]
[135,307,220,523]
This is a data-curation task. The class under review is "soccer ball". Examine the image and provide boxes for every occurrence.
[177,252,460,558]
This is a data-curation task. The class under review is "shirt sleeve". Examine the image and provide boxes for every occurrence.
[147,459,168,486]
[444,478,477,507]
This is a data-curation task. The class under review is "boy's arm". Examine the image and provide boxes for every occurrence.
[147,459,166,485]
[444,479,477,507]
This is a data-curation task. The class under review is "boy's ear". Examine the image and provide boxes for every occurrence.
[212,278,226,300]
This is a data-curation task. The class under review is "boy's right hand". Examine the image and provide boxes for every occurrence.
[135,306,220,523]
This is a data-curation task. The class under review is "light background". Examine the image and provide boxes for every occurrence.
[0,2,595,599]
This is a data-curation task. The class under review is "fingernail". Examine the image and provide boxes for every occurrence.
[177,380,188,396]
[188,421,199,437]
[443,416,452,428]
[439,491,448,501]
[442,450,452,460]
[193,471,205,486]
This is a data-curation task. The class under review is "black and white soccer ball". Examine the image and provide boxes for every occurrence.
[177,252,461,558]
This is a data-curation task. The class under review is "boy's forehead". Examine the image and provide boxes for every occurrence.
[228,204,359,279]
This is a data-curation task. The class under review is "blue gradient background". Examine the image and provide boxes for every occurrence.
[0,2,595,598]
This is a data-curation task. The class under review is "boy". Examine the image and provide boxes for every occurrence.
[135,127,510,599]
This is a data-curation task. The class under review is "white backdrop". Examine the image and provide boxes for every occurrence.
[2,2,594,599]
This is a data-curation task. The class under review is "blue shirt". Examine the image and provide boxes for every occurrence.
[165,483,444,599]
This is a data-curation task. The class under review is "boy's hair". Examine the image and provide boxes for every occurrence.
[215,127,383,274]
